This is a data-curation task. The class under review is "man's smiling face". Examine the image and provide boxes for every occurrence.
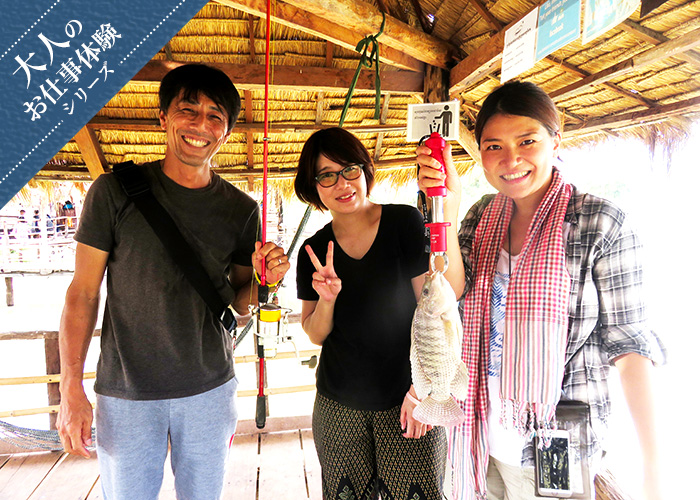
[159,90,231,170]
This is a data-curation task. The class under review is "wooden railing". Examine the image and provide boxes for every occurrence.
[0,314,317,424]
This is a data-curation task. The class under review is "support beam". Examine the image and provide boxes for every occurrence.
[424,65,450,103]
[216,0,426,72]
[374,93,392,162]
[449,30,504,95]
[551,27,700,102]
[4,277,13,307]
[257,0,455,68]
[86,118,407,135]
[132,60,423,94]
[547,56,657,108]
[44,338,60,430]
[72,126,108,179]
[563,95,700,136]
[458,121,480,163]
[315,92,325,125]
[245,90,255,169]
[619,19,700,69]
[325,41,333,67]
[467,0,502,31]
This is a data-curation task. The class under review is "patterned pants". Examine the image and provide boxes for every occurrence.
[312,393,448,500]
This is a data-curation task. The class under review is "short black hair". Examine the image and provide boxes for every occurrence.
[159,64,241,131]
[475,80,560,146]
[294,127,375,211]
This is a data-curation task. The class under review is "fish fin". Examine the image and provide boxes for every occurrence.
[450,361,469,401]
[413,395,466,428]
[410,345,431,400]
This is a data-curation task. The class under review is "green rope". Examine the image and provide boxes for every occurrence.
[339,12,386,127]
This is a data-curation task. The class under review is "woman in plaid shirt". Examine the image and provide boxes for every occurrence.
[416,81,665,500]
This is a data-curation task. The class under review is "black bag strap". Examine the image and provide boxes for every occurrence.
[112,161,237,333]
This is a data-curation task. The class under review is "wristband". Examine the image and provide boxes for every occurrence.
[254,268,282,288]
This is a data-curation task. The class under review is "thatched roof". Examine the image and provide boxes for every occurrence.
[37,0,700,193]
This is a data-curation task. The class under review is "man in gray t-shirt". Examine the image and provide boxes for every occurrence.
[56,64,290,500]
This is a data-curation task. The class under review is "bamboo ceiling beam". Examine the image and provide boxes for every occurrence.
[38,152,476,181]
[551,26,700,102]
[86,119,407,134]
[72,126,109,180]
[546,56,657,108]
[132,60,423,94]
[467,0,502,32]
[562,95,700,136]
[260,0,456,69]
[619,19,700,69]
[215,0,426,72]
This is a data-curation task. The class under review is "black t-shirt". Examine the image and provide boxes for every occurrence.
[296,204,429,411]
[76,162,259,400]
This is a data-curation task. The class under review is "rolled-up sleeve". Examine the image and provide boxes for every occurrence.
[592,213,666,365]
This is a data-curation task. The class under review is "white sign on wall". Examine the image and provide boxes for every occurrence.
[500,8,539,83]
[406,100,460,142]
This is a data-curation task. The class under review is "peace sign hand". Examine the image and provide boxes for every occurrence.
[306,242,342,303]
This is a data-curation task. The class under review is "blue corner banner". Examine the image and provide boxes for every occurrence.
[0,0,209,209]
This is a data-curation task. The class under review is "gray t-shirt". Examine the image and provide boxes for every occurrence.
[76,161,259,400]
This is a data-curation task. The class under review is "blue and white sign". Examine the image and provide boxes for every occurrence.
[582,0,639,44]
[536,0,581,61]
[0,0,210,209]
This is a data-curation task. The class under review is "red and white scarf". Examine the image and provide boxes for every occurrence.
[450,168,572,499]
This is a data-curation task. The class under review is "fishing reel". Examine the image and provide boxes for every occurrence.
[250,302,293,358]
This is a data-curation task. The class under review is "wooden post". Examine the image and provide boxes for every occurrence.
[4,276,13,307]
[424,65,449,104]
[44,338,61,430]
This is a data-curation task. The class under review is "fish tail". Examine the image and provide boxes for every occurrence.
[413,396,466,428]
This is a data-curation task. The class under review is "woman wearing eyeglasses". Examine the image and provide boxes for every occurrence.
[294,127,458,500]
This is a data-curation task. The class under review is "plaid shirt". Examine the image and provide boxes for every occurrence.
[458,187,666,466]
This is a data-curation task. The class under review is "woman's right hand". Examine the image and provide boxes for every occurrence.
[416,142,462,223]
[306,242,342,303]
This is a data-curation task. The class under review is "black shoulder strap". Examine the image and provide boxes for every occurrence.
[112,161,237,332]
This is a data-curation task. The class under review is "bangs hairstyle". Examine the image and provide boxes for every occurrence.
[159,64,242,132]
[294,127,375,211]
[474,80,560,146]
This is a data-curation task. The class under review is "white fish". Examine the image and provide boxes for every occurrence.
[410,271,468,427]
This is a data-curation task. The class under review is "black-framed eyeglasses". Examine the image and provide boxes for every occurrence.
[314,164,363,188]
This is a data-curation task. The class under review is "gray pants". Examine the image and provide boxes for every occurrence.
[95,377,238,500]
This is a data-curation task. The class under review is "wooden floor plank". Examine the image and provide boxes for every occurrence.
[0,427,319,499]
[86,477,102,500]
[301,430,323,500]
[28,451,99,500]
[223,433,258,500]
[0,451,63,500]
[258,431,308,499]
